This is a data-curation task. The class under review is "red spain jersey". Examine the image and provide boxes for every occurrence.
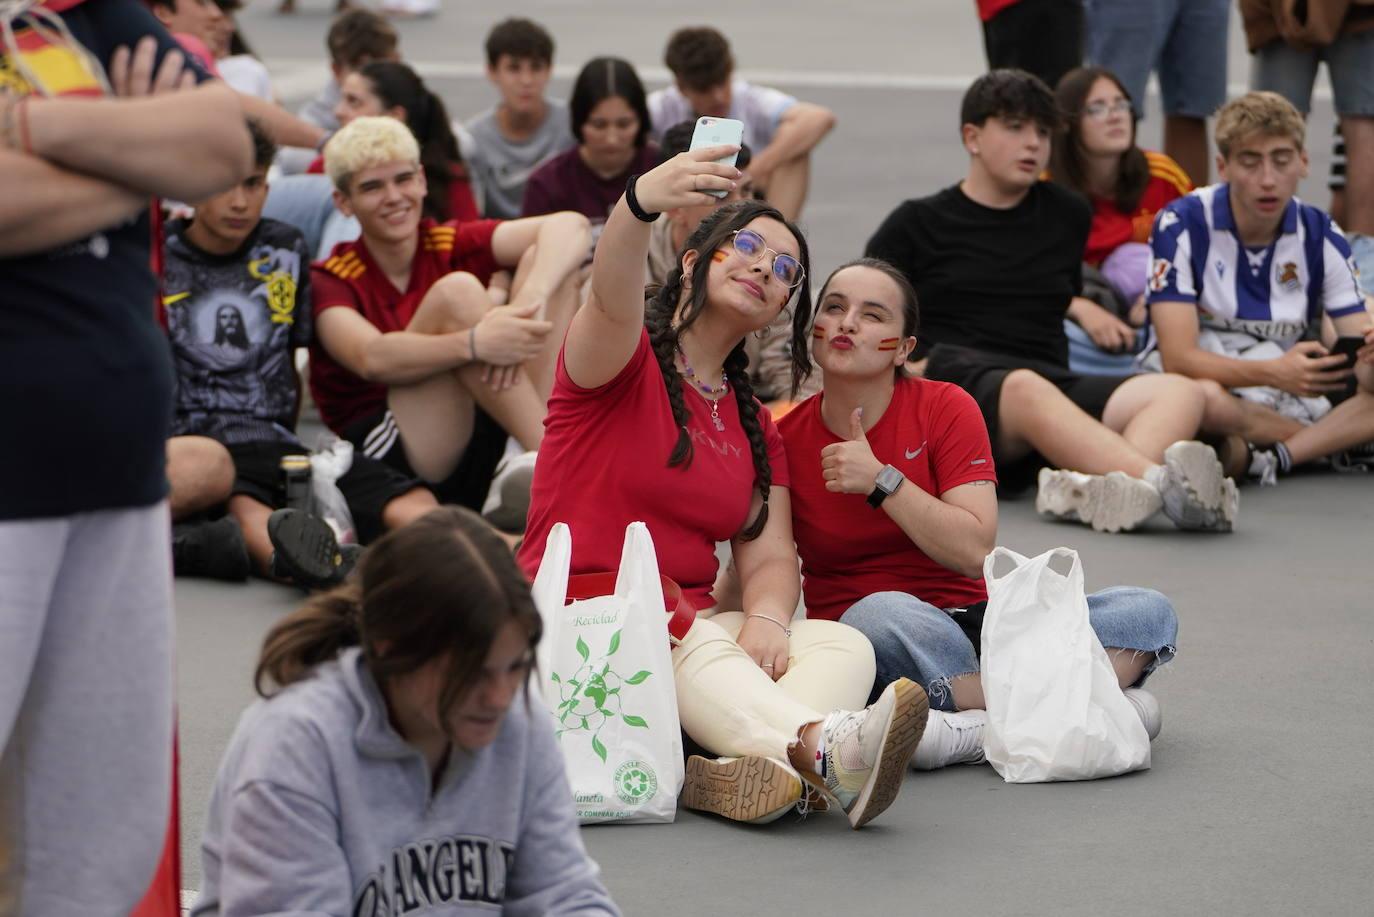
[1084,150,1193,266]
[308,218,501,432]
[779,379,997,621]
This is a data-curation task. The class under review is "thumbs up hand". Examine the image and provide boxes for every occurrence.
[820,407,884,494]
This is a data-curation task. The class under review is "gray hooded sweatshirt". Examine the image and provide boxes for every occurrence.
[191,649,619,917]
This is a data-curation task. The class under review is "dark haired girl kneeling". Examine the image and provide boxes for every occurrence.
[516,149,927,828]
[191,507,618,916]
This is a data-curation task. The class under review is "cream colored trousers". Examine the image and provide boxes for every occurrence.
[671,612,876,761]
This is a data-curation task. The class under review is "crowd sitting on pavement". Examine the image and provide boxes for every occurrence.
[2,2,1372,915]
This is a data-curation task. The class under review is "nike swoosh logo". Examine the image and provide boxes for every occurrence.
[905,443,926,460]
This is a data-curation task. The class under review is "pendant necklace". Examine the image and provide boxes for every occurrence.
[676,346,729,432]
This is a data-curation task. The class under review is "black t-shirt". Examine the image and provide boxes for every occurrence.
[164,218,314,447]
[0,0,209,520]
[865,181,1091,367]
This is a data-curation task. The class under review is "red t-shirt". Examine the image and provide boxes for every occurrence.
[308,217,502,432]
[1084,151,1192,266]
[517,329,790,611]
[308,158,480,224]
[778,379,997,621]
[977,0,1021,21]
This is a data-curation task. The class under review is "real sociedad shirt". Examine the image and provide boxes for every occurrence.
[1146,183,1364,351]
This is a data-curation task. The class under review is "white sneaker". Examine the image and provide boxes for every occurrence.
[1156,441,1239,532]
[481,450,537,533]
[1036,467,1162,533]
[1123,688,1161,740]
[910,708,988,770]
[804,678,928,829]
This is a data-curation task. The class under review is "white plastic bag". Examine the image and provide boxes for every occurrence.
[980,547,1150,782]
[531,523,684,824]
[310,435,357,545]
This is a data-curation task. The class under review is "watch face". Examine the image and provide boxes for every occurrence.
[876,465,904,493]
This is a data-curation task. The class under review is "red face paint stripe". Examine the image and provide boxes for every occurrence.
[711,250,728,263]
[812,329,826,338]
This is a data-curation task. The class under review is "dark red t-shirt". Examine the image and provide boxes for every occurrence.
[308,217,501,432]
[1083,151,1192,266]
[778,379,997,621]
[520,145,660,227]
[517,329,790,611]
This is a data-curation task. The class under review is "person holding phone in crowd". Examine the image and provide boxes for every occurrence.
[780,259,1176,771]
[1146,91,1374,484]
[517,149,928,829]
[191,507,619,916]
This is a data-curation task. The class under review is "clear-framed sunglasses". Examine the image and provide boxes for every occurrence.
[728,229,805,289]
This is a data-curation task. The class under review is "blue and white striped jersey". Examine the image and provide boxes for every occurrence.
[1146,184,1364,349]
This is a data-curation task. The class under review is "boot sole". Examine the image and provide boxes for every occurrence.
[681,755,801,825]
[1162,441,1238,532]
[267,509,344,589]
[1037,469,1161,533]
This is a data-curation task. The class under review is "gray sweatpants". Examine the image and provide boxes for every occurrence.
[0,503,173,917]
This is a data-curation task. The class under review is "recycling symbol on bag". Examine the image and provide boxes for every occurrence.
[550,629,651,763]
[613,760,659,805]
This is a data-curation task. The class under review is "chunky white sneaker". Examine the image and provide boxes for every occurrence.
[1157,441,1239,532]
[481,450,537,533]
[910,708,988,770]
[803,678,928,829]
[1123,688,1161,740]
[681,755,802,824]
[1036,467,1163,533]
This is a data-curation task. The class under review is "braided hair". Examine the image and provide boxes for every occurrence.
[644,200,814,541]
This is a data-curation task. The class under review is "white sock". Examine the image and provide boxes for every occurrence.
[1143,463,1167,490]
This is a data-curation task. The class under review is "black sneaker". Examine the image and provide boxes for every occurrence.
[267,508,357,591]
[172,517,251,582]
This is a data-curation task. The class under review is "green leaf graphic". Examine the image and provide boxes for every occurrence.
[549,672,561,683]
[622,714,648,728]
[625,670,652,685]
[575,636,589,662]
[591,735,607,762]
[607,629,621,655]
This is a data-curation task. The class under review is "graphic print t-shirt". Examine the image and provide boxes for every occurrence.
[0,0,211,520]
[162,218,313,445]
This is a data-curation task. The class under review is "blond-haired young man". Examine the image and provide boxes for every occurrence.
[310,117,589,528]
[1147,91,1374,483]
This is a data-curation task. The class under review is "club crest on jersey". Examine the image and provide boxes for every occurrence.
[1276,261,1300,292]
[1149,258,1172,292]
[1156,210,1180,233]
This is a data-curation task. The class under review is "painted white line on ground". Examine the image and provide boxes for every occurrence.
[263,57,1334,103]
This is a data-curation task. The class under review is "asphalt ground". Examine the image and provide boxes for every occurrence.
[172,3,1374,913]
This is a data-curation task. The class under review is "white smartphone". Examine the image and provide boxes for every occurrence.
[688,116,744,199]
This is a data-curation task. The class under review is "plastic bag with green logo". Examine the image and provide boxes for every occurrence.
[531,522,686,824]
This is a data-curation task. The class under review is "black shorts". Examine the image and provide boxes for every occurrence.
[225,440,424,544]
[341,407,507,512]
[925,344,1128,493]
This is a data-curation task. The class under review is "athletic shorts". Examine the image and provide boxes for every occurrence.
[925,344,1129,493]
[341,407,507,512]
[225,440,424,544]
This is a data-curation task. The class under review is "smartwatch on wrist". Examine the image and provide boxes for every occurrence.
[867,464,905,508]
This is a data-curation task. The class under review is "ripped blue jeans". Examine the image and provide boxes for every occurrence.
[840,587,1178,710]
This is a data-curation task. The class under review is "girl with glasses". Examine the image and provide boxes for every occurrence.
[516,151,928,829]
[191,507,618,915]
[1050,67,1194,375]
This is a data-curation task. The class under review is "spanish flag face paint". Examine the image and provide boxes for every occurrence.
[877,337,901,352]
[812,328,826,339]
[711,249,729,264]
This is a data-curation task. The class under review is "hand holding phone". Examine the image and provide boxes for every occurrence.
[688,116,745,199]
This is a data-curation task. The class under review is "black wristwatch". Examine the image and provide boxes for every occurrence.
[867,464,905,508]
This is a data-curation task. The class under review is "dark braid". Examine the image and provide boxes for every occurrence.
[724,343,771,540]
[645,275,694,467]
